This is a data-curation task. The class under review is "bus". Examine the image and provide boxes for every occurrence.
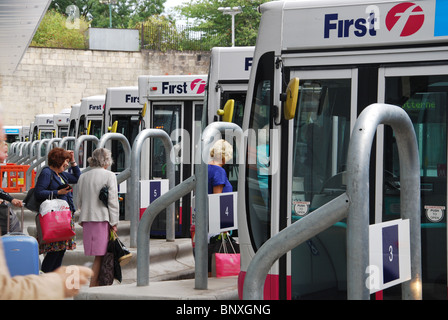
[103,86,143,173]
[76,95,105,168]
[3,126,29,143]
[207,46,254,128]
[31,114,55,141]
[138,74,207,237]
[53,108,71,138]
[238,0,448,300]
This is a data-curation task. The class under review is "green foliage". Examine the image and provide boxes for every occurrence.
[49,0,166,29]
[177,0,268,47]
[31,9,90,49]
[136,15,222,51]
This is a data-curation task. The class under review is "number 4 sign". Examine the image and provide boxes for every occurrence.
[208,192,238,234]
[367,219,411,293]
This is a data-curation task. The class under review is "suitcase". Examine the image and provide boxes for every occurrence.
[0,206,39,276]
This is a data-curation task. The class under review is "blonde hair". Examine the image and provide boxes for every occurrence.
[210,139,233,164]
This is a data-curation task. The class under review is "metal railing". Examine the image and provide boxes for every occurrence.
[140,24,224,51]
[243,103,422,300]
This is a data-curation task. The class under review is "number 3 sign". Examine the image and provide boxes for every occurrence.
[367,219,411,293]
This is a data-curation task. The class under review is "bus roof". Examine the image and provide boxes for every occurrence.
[209,47,254,82]
[258,0,448,52]
[79,95,105,116]
[105,86,140,109]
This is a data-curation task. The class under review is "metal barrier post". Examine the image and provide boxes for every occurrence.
[195,122,243,290]
[346,103,421,300]
[97,133,131,185]
[243,194,350,299]
[243,103,422,300]
[137,175,196,286]
[60,136,76,150]
[129,129,175,247]
[74,135,99,172]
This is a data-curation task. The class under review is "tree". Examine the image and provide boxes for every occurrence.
[48,0,166,28]
[177,0,268,47]
[31,9,90,49]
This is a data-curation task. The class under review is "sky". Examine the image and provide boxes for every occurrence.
[162,0,192,25]
[163,0,188,15]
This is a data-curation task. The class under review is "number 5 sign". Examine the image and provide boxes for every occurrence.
[139,180,169,219]
[367,219,411,293]
[208,192,238,234]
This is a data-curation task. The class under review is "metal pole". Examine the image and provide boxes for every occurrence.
[231,14,235,47]
[195,122,244,290]
[137,175,196,286]
[243,193,350,299]
[129,129,175,247]
[346,103,421,300]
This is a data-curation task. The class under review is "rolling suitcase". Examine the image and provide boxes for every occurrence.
[0,206,39,276]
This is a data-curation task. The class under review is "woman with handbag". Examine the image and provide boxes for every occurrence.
[76,148,119,287]
[35,147,81,273]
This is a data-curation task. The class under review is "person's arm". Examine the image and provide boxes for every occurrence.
[107,172,120,230]
[0,242,92,299]
[34,168,57,200]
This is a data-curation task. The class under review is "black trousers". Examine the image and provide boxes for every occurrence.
[41,250,66,273]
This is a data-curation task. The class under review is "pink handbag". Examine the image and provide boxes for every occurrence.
[213,232,240,278]
[37,210,75,244]
[214,252,240,278]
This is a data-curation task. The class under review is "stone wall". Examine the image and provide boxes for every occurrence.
[0,47,210,126]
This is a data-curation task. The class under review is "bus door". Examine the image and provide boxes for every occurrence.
[150,100,194,237]
[288,69,356,299]
[378,65,448,300]
[109,113,141,172]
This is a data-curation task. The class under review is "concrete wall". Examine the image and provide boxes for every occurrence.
[0,47,210,126]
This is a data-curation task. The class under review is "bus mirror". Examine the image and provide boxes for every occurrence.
[141,102,147,118]
[87,120,91,135]
[218,99,235,122]
[284,77,300,120]
[111,121,118,133]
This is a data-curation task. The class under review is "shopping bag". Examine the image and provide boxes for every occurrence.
[39,198,70,216]
[214,252,240,278]
[211,232,240,278]
[98,232,122,286]
[111,231,132,266]
[98,244,115,286]
[36,210,75,244]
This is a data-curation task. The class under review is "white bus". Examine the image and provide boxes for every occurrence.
[3,125,29,143]
[77,95,105,168]
[53,108,71,138]
[207,46,254,127]
[138,74,207,237]
[103,86,143,173]
[31,114,55,141]
[238,0,448,300]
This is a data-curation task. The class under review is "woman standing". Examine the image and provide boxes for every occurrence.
[34,147,81,273]
[76,148,119,287]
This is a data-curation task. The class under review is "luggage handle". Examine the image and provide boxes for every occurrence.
[6,204,24,234]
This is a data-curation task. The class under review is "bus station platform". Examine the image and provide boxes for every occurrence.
[75,276,239,300]
[12,192,239,300]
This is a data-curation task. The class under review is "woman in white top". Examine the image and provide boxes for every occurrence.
[76,148,119,287]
